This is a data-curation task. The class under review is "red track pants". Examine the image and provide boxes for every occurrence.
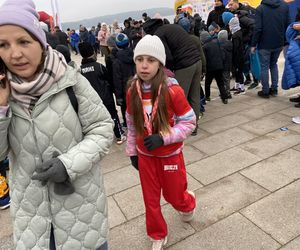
[138,152,196,240]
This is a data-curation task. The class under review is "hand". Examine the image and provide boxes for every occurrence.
[116,98,124,106]
[32,158,69,183]
[144,134,164,151]
[130,156,138,170]
[295,35,300,40]
[250,47,256,54]
[0,74,10,106]
[293,23,300,31]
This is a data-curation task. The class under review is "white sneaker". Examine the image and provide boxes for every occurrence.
[180,190,196,222]
[292,116,300,124]
[116,135,127,145]
[151,236,167,250]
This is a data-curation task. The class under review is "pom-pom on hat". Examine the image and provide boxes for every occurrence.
[115,33,129,48]
[133,35,166,66]
[222,12,234,26]
[0,0,47,48]
[78,42,95,58]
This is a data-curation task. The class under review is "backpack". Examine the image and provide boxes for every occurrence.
[66,86,78,113]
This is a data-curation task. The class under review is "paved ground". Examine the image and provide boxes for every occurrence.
[1,53,300,250]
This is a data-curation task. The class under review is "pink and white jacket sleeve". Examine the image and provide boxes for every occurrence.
[125,112,138,156]
[162,84,196,145]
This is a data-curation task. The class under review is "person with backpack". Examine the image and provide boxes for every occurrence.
[0,0,114,249]
[78,42,126,144]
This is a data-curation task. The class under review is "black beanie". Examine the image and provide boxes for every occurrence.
[55,45,71,63]
[78,42,95,58]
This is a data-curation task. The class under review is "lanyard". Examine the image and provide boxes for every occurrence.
[135,79,162,135]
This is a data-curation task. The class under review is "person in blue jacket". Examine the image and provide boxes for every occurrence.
[70,29,80,55]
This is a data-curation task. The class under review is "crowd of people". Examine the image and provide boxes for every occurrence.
[0,0,300,249]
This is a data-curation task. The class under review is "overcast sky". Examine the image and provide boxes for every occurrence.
[0,0,175,22]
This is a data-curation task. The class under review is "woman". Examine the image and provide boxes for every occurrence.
[206,0,226,29]
[0,0,113,249]
[98,23,111,60]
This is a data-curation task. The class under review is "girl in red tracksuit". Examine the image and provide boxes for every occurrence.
[126,34,196,250]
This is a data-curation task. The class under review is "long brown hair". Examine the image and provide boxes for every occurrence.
[128,64,171,137]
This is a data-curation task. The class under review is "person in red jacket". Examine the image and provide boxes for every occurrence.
[126,35,196,250]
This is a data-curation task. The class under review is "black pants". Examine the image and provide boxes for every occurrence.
[105,103,124,138]
[205,70,227,99]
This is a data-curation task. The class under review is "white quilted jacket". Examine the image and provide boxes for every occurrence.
[0,67,114,250]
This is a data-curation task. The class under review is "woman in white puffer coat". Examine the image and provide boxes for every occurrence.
[0,0,114,249]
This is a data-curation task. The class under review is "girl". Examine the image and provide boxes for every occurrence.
[126,35,196,250]
[0,0,113,249]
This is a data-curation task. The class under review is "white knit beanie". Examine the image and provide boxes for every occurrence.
[133,35,166,66]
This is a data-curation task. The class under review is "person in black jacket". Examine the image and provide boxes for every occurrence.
[143,18,202,132]
[78,42,126,144]
[113,33,136,128]
[218,30,233,98]
[54,26,69,46]
[229,17,245,95]
[228,0,257,86]
[207,0,226,28]
[201,31,228,104]
[130,20,143,49]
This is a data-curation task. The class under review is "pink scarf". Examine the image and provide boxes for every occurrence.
[8,46,67,113]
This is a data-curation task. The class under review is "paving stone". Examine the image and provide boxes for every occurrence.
[288,123,300,134]
[185,128,211,144]
[239,113,291,135]
[186,172,204,190]
[104,166,140,196]
[200,113,251,134]
[182,145,206,165]
[238,101,290,120]
[202,102,250,120]
[241,149,300,191]
[188,147,261,185]
[240,129,300,159]
[101,150,130,174]
[168,213,280,250]
[240,97,276,106]
[190,174,269,231]
[193,127,257,155]
[0,208,13,238]
[279,106,300,117]
[107,196,126,228]
[280,236,300,250]
[241,180,300,245]
[293,144,300,152]
[113,185,145,220]
[108,204,195,250]
[0,236,13,250]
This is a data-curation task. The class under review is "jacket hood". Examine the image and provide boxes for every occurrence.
[116,48,134,64]
[262,0,281,8]
[143,18,164,35]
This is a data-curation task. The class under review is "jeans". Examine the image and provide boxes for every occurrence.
[258,47,282,94]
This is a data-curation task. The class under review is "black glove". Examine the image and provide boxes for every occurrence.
[144,134,164,151]
[130,156,138,170]
[32,157,75,195]
[116,98,124,106]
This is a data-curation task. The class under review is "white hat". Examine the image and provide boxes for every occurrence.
[133,35,166,66]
